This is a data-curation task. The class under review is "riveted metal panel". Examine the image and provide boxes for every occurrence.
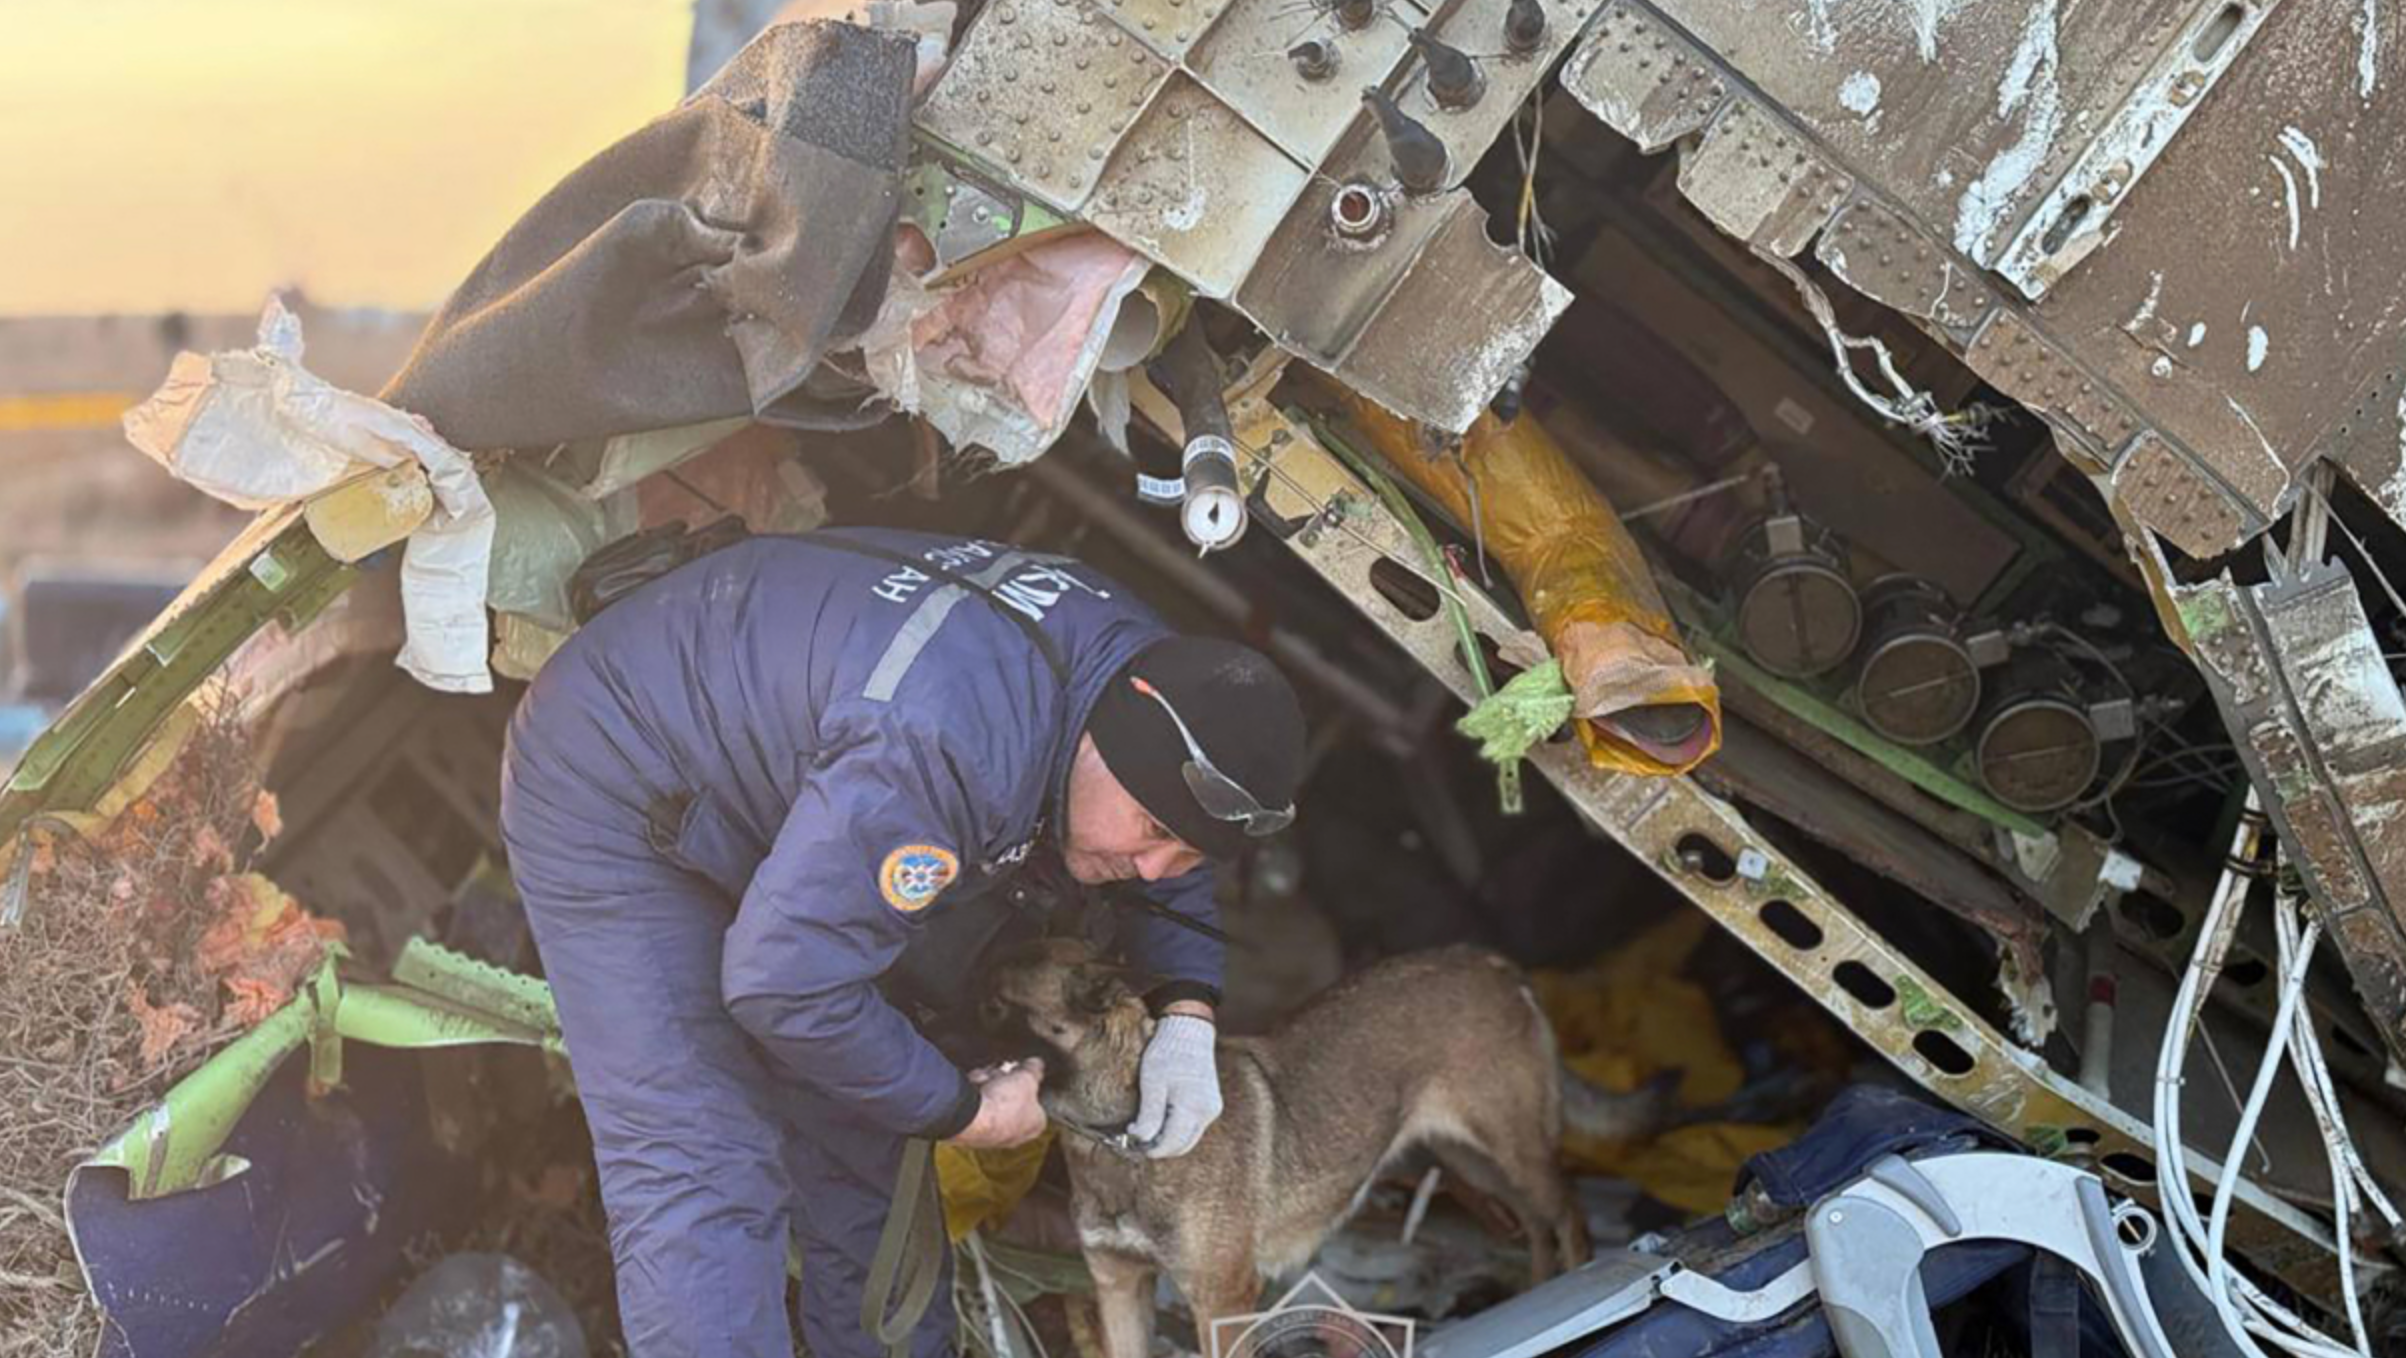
[1559,0,1731,153]
[1085,74,1313,297]
[1816,195,1999,342]
[2111,432,2250,558]
[1674,98,1853,257]
[916,0,1174,211]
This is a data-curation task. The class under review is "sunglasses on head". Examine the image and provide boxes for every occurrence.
[1129,677,1295,838]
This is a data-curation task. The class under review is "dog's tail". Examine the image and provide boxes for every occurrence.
[1519,977,1680,1142]
[1558,1067,1681,1142]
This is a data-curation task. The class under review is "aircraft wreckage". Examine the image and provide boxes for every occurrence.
[9,0,2406,1354]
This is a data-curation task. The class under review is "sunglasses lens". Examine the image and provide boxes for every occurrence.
[1180,762,1295,836]
[1144,678,1294,836]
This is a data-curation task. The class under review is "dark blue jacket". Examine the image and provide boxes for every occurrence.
[505,528,1222,1137]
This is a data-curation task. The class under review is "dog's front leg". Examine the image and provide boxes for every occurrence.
[1086,1249,1158,1358]
[1181,1260,1265,1358]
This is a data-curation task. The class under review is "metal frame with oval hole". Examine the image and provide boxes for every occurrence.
[1228,394,2362,1305]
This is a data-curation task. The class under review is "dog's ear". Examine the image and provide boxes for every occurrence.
[1071,966,1128,1016]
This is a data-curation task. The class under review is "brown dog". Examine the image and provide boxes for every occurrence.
[985,940,1655,1358]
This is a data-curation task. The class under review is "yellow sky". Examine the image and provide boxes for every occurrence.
[0,0,690,316]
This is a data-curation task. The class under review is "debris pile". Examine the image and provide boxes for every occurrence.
[440,1118,624,1356]
[0,694,340,1356]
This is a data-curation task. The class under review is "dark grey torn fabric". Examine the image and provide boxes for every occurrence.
[380,21,914,452]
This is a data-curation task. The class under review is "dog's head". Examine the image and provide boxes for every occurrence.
[979,938,1148,1072]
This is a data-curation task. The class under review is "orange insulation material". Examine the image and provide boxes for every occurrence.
[1342,394,1721,775]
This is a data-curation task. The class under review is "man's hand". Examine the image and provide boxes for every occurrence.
[1129,1012,1220,1158]
[949,1060,1049,1150]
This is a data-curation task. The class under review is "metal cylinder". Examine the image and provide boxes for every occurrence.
[1728,513,1860,679]
[1974,657,2102,814]
[1852,575,1980,745]
[1179,435,1247,550]
[1146,321,1249,552]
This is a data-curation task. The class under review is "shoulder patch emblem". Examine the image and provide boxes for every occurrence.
[880,845,960,913]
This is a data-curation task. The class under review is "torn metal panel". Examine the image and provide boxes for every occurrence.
[916,0,1573,429]
[2,513,350,837]
[1964,309,2145,473]
[1238,175,1460,358]
[1557,1,2406,555]
[2321,363,2406,525]
[1984,3,2279,298]
[900,154,1077,277]
[2110,430,2253,558]
[1558,0,1730,153]
[1234,398,2362,1307]
[1675,99,1853,258]
[1815,195,1997,343]
[1313,208,1572,434]
[2027,1,2406,535]
[2179,560,2406,1062]
[1623,1,2259,283]
[1239,163,1568,432]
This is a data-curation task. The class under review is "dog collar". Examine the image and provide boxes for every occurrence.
[1052,1114,1145,1160]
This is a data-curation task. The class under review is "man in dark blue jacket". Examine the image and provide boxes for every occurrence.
[499,527,1307,1358]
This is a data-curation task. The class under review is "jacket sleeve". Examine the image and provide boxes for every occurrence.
[1121,866,1225,1011]
[720,716,991,1139]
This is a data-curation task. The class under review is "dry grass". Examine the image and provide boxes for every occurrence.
[0,692,329,1356]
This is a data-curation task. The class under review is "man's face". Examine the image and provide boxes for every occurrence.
[1062,734,1208,885]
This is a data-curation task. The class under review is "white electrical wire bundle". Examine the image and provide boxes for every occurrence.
[2150,799,2382,1358]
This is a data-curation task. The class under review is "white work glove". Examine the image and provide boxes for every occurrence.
[1129,1014,1221,1159]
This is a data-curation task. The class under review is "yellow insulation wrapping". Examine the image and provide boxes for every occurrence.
[1341,394,1721,775]
[1535,913,1813,1216]
[935,1132,1055,1241]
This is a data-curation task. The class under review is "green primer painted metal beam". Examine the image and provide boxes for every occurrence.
[2,509,354,845]
[82,942,561,1202]
[1694,629,2051,839]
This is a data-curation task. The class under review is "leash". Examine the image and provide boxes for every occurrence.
[860,1071,1134,1358]
[1108,885,1232,944]
[862,1137,946,1358]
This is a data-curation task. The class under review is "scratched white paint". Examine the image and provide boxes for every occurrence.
[2152,355,2174,378]
[1905,0,1978,61]
[2188,322,2208,348]
[1955,0,2062,263]
[2124,271,2163,334]
[2379,380,2406,519]
[2271,155,2302,250]
[1163,114,1207,232]
[1803,0,1838,53]
[2279,620,2406,773]
[2360,0,2382,101]
[2279,127,2324,208]
[2223,395,2284,486]
[2247,325,2270,372]
[1840,71,1883,120]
